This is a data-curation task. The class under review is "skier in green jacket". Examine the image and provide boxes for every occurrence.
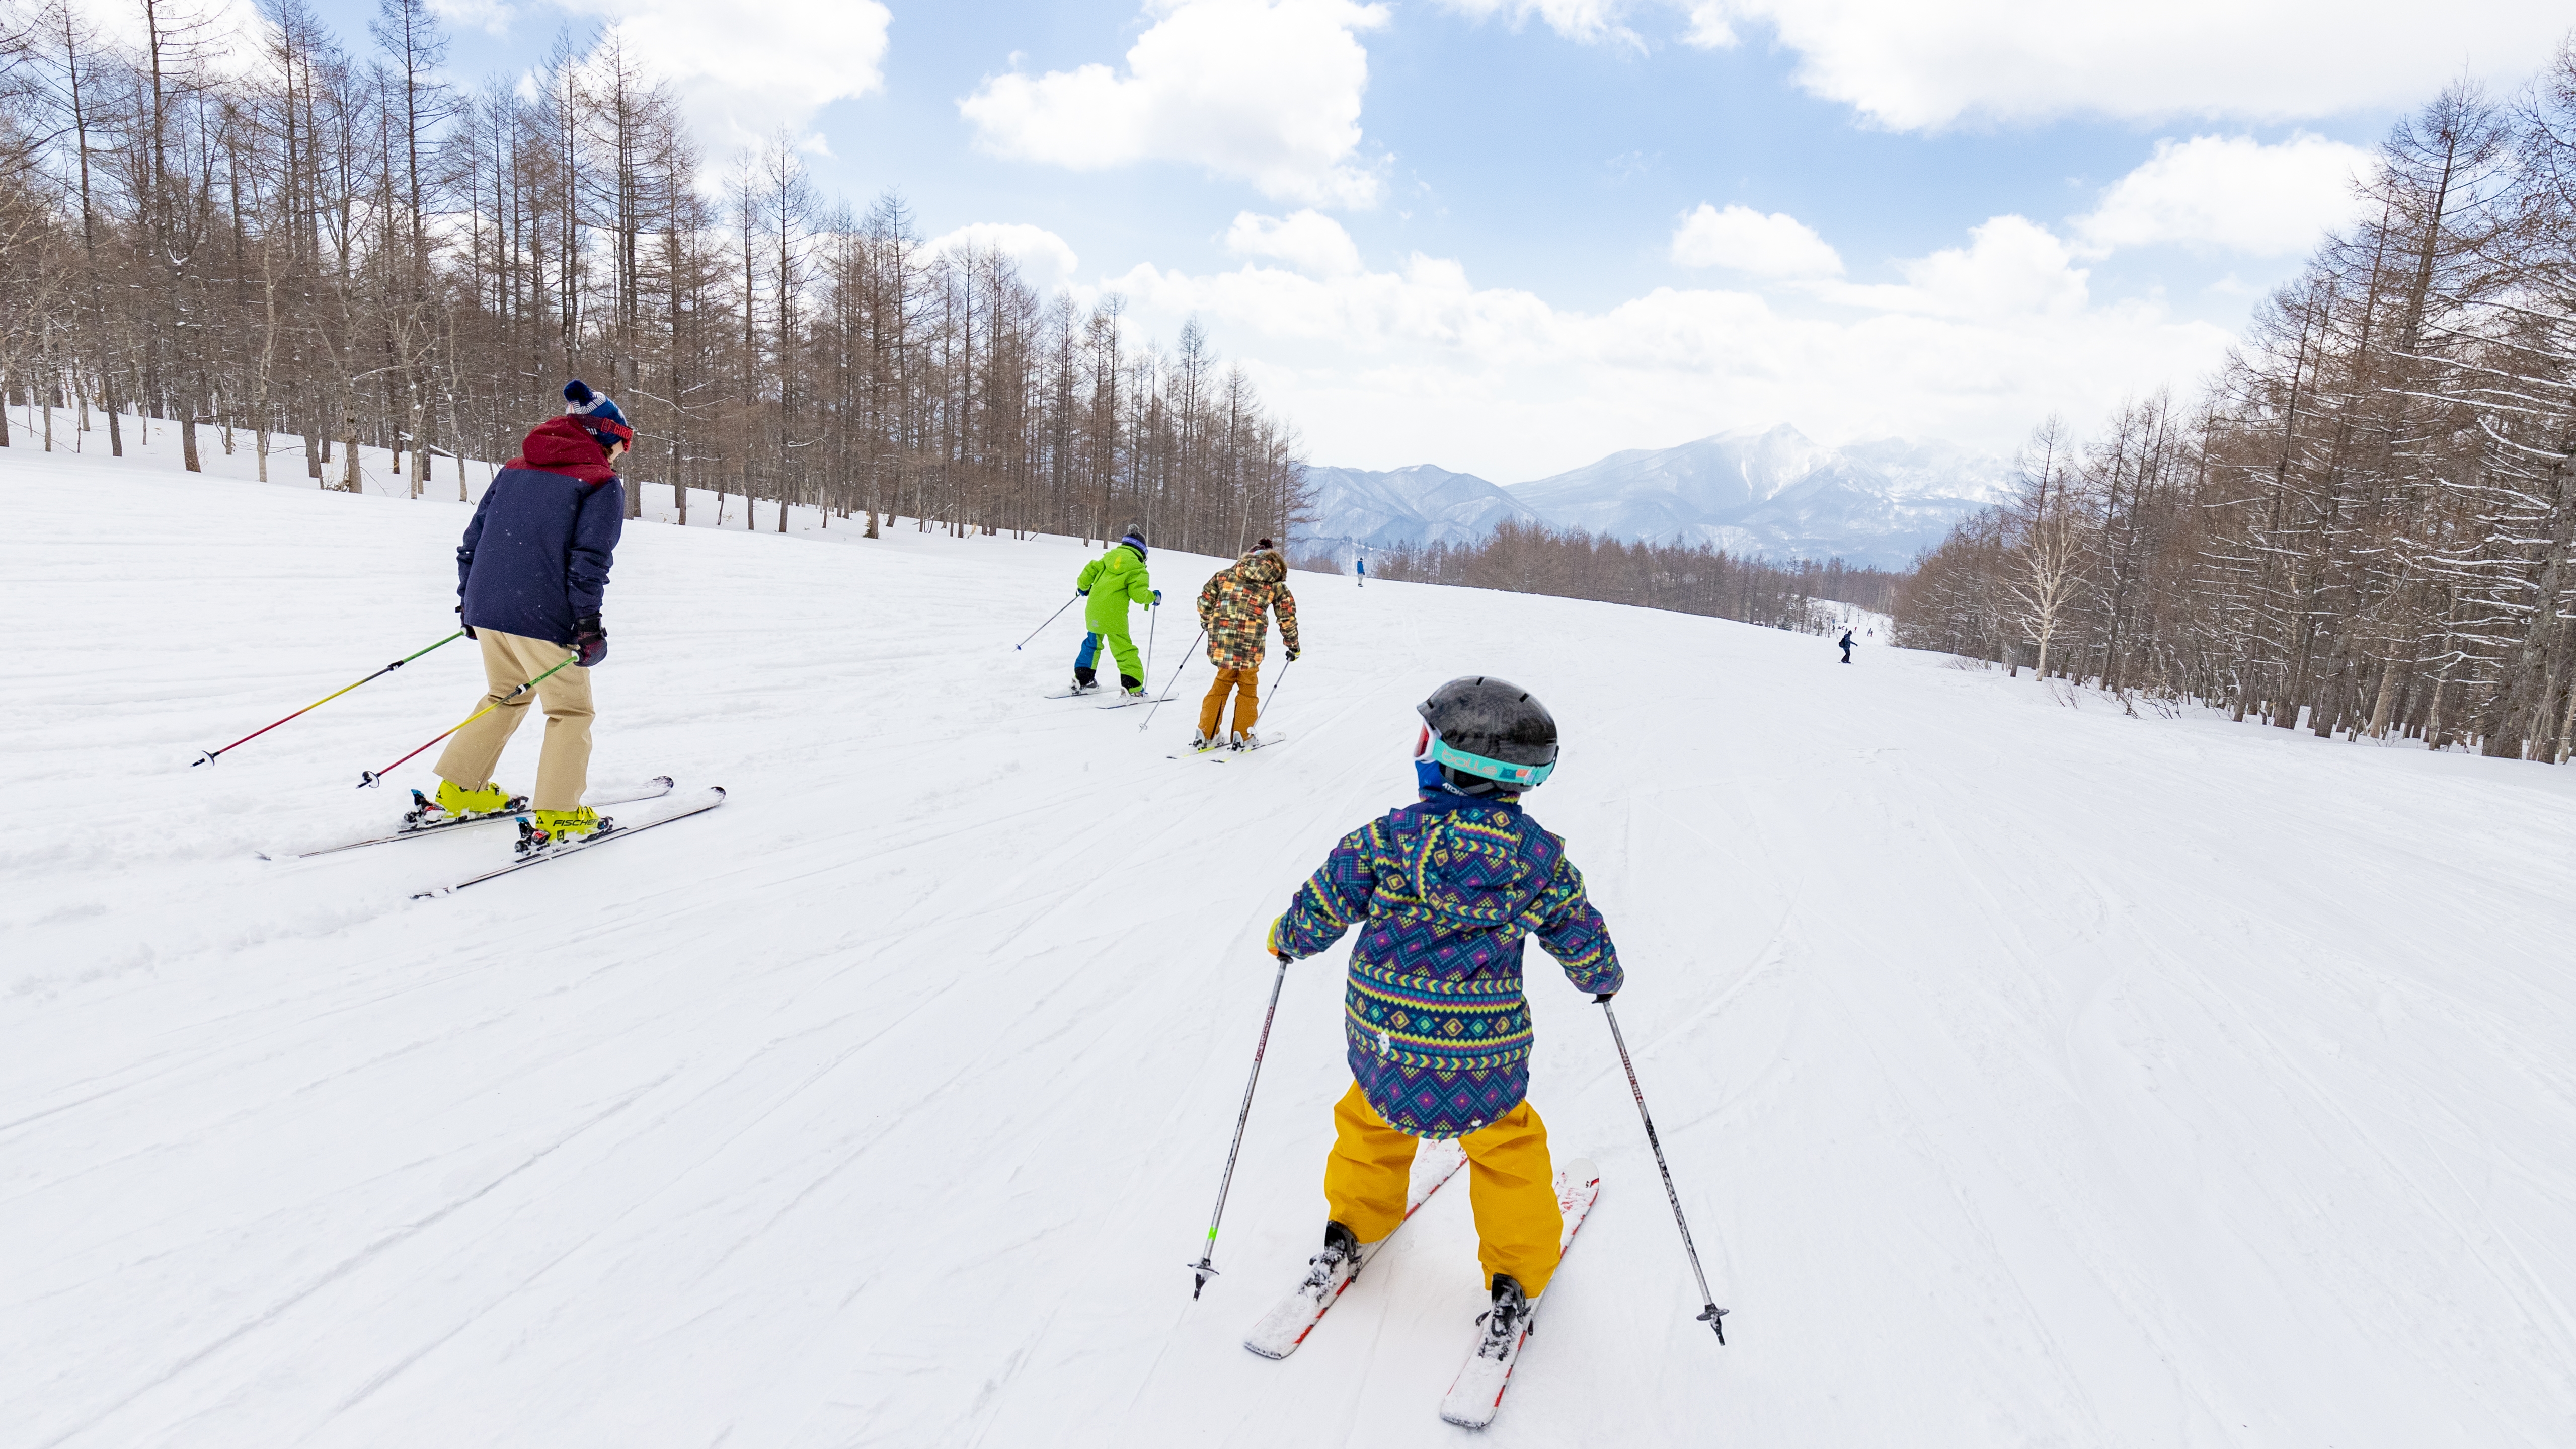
[1071,526,1160,697]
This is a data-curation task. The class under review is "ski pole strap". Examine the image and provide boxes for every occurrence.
[357,652,577,789]
[194,631,465,765]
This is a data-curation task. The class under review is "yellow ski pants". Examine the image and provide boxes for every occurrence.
[1324,1081,1563,1297]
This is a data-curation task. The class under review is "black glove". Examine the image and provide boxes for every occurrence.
[456,604,475,640]
[1593,992,1615,1005]
[573,614,608,667]
[1286,648,1299,662]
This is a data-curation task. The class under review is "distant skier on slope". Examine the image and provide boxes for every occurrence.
[1261,677,1621,1360]
[1070,526,1158,697]
[422,381,631,848]
[1838,628,1855,664]
[1193,538,1300,749]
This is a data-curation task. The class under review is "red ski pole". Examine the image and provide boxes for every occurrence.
[193,631,464,767]
[357,652,578,789]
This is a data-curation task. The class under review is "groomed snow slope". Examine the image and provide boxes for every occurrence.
[6,445,2575,1448]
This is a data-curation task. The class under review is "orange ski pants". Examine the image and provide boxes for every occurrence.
[1197,665,1260,739]
[1323,1082,1563,1297]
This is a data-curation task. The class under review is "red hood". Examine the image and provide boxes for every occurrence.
[506,416,618,482]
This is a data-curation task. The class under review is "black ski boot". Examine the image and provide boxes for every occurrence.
[1295,1221,1364,1307]
[1473,1274,1532,1360]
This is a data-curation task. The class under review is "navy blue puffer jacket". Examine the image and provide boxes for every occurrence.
[457,417,626,648]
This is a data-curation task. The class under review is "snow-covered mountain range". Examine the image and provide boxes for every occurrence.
[1298,426,2011,570]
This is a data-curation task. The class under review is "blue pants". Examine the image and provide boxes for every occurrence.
[1075,629,1141,683]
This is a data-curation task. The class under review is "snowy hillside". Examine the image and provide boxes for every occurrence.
[1506,425,2007,566]
[6,438,2575,1447]
[1298,463,1541,553]
[1301,427,2008,568]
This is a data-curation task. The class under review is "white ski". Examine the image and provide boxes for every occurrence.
[1170,733,1288,761]
[410,787,726,898]
[1436,1158,1601,1430]
[265,776,677,860]
[1242,1137,1466,1359]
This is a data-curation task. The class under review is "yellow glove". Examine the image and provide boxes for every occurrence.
[1266,916,1288,960]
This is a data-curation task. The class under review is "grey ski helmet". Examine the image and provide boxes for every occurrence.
[1416,676,1557,792]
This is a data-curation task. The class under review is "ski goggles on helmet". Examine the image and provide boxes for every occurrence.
[1413,725,1555,788]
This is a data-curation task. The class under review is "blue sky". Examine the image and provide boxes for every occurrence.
[288,0,2571,479]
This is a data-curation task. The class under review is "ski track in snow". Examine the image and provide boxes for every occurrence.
[5,436,2576,1446]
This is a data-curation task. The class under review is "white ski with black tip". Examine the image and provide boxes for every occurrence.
[1243,1138,1465,1359]
[1436,1158,1601,1430]
[1096,693,1175,710]
[410,787,726,898]
[264,777,677,859]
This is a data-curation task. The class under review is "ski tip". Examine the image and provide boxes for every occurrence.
[651,775,675,787]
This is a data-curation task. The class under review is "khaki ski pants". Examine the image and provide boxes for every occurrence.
[433,629,593,811]
[1197,665,1260,739]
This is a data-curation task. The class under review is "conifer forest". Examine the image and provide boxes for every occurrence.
[1896,46,2576,762]
[0,0,1312,555]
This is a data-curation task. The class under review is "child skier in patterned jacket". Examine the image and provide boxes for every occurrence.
[1265,676,1620,1330]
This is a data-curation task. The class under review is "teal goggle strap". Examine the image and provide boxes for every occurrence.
[1427,735,1554,787]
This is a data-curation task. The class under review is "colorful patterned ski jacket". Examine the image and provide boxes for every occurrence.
[1273,792,1622,1138]
[1197,547,1300,670]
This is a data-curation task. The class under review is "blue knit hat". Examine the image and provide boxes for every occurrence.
[563,380,633,452]
[1119,525,1147,557]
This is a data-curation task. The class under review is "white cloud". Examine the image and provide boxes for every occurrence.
[1436,0,1643,47]
[1671,203,1843,277]
[427,0,514,38]
[559,0,892,147]
[959,0,1390,207]
[1824,215,2088,319]
[1106,214,2231,478]
[2072,134,2376,258]
[928,223,1083,293]
[1226,209,1365,275]
[1685,1,2571,128]
[1679,3,1736,47]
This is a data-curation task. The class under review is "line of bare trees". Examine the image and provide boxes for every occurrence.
[0,0,1310,554]
[1895,41,2576,762]
[1369,518,1901,634]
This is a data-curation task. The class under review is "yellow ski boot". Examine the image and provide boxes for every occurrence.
[407,779,520,829]
[518,806,606,855]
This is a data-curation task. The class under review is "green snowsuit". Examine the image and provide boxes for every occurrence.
[1074,543,1155,681]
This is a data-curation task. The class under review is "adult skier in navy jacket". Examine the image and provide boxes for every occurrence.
[426,382,632,847]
